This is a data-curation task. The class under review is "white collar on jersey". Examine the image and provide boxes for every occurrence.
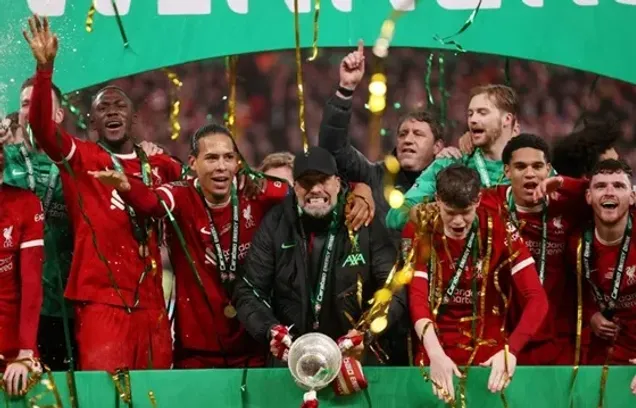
[594,228,624,247]
[194,177,238,209]
[506,186,544,214]
[113,151,137,160]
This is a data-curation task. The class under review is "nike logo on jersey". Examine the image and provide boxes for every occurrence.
[200,227,212,236]
[281,243,295,249]
[110,190,125,211]
[11,169,26,177]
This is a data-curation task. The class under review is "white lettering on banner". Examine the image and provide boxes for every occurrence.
[25,0,636,17]
[390,0,415,11]
[332,0,352,12]
[27,0,65,16]
[159,0,211,14]
[437,0,501,9]
[284,0,311,12]
[95,0,132,16]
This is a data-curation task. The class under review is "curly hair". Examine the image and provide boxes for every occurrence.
[551,119,620,178]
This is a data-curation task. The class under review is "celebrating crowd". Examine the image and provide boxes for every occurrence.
[1,14,636,403]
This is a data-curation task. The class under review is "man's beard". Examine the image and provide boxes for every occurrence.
[302,202,336,218]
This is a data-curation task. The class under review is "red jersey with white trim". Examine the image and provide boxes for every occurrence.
[404,207,548,366]
[480,178,587,343]
[567,217,636,364]
[120,177,289,364]
[29,67,183,309]
[0,186,44,353]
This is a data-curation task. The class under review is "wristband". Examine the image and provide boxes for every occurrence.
[337,86,355,98]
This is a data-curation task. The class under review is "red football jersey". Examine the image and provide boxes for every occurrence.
[120,177,289,366]
[405,207,548,366]
[0,186,44,353]
[480,178,587,344]
[29,67,182,310]
[568,216,636,364]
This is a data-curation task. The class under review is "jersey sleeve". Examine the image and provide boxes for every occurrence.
[386,158,454,230]
[158,154,186,183]
[499,219,549,355]
[18,193,45,351]
[119,177,187,218]
[257,178,290,210]
[29,67,80,168]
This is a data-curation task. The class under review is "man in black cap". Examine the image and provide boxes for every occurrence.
[234,146,405,368]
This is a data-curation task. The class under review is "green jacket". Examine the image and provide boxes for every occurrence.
[385,149,508,230]
[3,143,73,318]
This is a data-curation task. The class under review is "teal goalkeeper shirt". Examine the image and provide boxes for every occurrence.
[385,149,509,230]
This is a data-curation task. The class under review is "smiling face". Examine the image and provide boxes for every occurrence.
[293,172,341,218]
[505,147,551,207]
[90,88,134,146]
[586,171,634,227]
[395,118,442,172]
[189,132,240,204]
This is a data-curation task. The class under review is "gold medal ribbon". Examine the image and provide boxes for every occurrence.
[292,0,309,152]
[307,0,321,61]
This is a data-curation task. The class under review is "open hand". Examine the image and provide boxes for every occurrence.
[88,169,131,192]
[23,15,58,67]
[429,351,462,403]
[480,349,516,393]
[139,141,164,156]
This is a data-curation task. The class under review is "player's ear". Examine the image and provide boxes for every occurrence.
[585,188,592,205]
[546,163,552,175]
[188,155,197,172]
[504,164,511,180]
[131,112,138,126]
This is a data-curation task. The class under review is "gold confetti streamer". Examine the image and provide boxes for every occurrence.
[225,56,239,137]
[307,0,321,61]
[85,2,96,32]
[292,0,309,152]
[148,391,158,407]
[164,69,182,140]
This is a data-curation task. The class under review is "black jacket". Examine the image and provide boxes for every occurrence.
[233,193,406,363]
[318,94,420,248]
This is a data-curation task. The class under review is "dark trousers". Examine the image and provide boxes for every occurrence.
[37,315,77,371]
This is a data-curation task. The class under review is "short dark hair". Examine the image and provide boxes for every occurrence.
[589,159,632,179]
[5,112,19,134]
[552,120,620,178]
[502,133,551,165]
[92,85,132,107]
[396,109,444,141]
[469,84,519,117]
[190,123,236,157]
[435,164,481,208]
[21,77,63,106]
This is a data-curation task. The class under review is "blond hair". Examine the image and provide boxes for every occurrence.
[469,84,519,118]
[259,151,294,173]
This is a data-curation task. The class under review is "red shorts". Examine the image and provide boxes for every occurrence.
[75,303,172,371]
[174,348,266,369]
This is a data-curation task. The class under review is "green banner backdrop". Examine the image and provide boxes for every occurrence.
[1,367,636,407]
[1,0,636,114]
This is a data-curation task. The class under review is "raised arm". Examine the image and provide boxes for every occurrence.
[233,212,281,344]
[318,42,383,186]
[23,15,76,164]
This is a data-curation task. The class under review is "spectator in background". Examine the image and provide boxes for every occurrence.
[552,120,620,178]
[319,43,444,248]
[259,151,294,185]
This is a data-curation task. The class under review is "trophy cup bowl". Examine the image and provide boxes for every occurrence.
[288,332,342,391]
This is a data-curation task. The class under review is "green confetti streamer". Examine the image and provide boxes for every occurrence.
[433,0,483,52]
[62,95,87,130]
[111,0,129,47]
[439,53,447,129]
[425,53,435,106]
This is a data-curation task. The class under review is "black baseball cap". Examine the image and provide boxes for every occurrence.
[293,146,338,180]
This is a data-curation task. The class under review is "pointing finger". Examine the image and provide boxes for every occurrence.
[357,39,364,54]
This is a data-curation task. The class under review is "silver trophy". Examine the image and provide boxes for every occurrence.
[288,332,342,391]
